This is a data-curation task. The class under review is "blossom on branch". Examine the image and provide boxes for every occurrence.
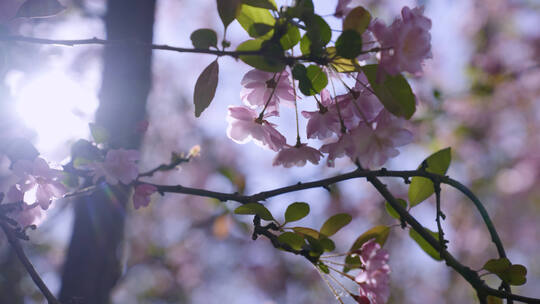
[89,149,140,185]
[354,239,391,304]
[345,111,413,168]
[302,89,342,139]
[132,183,157,209]
[240,69,295,115]
[12,157,67,210]
[371,6,432,76]
[272,144,323,168]
[226,105,286,152]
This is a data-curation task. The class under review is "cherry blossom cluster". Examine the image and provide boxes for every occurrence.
[1,148,158,228]
[354,239,391,304]
[226,6,430,169]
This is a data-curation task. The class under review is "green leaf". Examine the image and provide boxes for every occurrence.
[89,123,109,144]
[319,237,336,252]
[291,227,320,239]
[236,4,275,38]
[483,258,511,274]
[507,264,527,285]
[343,6,371,35]
[285,0,313,18]
[350,225,391,251]
[294,64,327,96]
[193,60,219,117]
[483,258,527,286]
[279,25,300,50]
[408,148,452,206]
[190,29,218,49]
[234,202,274,221]
[409,227,442,261]
[277,232,304,250]
[241,0,277,10]
[318,262,330,274]
[385,199,408,219]
[300,15,331,56]
[327,47,360,73]
[320,213,352,237]
[284,202,310,223]
[335,30,363,59]
[216,0,241,28]
[306,236,324,256]
[16,0,65,18]
[361,64,416,119]
[343,255,362,273]
[486,296,503,304]
[236,39,285,72]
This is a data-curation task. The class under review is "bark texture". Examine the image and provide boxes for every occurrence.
[59,1,155,303]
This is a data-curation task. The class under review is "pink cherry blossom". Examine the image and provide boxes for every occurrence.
[240,69,296,114]
[89,149,140,185]
[371,6,432,76]
[302,89,342,139]
[334,0,364,18]
[12,157,67,210]
[226,106,286,152]
[132,184,157,209]
[345,111,413,168]
[320,133,353,167]
[272,144,323,168]
[354,239,391,304]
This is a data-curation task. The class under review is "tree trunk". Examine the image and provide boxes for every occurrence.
[59,1,155,303]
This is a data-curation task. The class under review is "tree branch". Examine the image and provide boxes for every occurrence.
[0,221,60,304]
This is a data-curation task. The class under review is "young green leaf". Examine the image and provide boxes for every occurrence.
[279,25,300,50]
[236,4,275,38]
[295,64,328,96]
[350,225,391,251]
[319,237,336,252]
[236,39,285,72]
[343,6,371,35]
[320,213,352,237]
[408,147,451,206]
[284,202,310,223]
[482,258,527,286]
[318,262,330,274]
[385,199,408,219]
[89,123,109,144]
[409,227,442,261]
[343,254,362,273]
[335,30,363,59]
[486,296,503,304]
[291,227,320,239]
[234,202,274,221]
[190,29,218,49]
[361,64,416,119]
[327,47,360,73]
[194,60,219,117]
[241,0,277,10]
[277,232,305,250]
[16,0,65,18]
[217,0,241,29]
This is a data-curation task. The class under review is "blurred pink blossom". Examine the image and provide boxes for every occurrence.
[240,69,295,114]
[89,149,140,185]
[345,111,413,168]
[226,106,286,152]
[354,239,391,304]
[272,144,322,168]
[133,184,157,209]
[12,157,67,209]
[302,89,342,139]
[371,6,432,76]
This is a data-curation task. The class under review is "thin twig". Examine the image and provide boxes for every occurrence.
[0,222,60,304]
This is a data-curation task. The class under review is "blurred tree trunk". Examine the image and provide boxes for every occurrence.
[59,1,155,303]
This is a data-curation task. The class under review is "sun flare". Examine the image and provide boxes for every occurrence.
[14,71,98,155]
